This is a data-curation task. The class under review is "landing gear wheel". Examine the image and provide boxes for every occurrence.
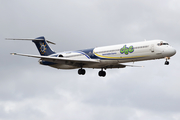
[98,70,106,77]
[165,57,170,65]
[78,69,86,75]
[165,61,169,65]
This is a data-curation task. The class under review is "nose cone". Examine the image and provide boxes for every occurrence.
[172,48,176,56]
[166,47,176,57]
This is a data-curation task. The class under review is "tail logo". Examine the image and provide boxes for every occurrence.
[40,42,47,54]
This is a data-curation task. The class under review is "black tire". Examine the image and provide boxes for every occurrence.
[81,69,86,75]
[78,69,82,75]
[78,69,86,75]
[102,71,106,77]
[98,71,102,76]
[98,70,106,77]
[165,61,169,65]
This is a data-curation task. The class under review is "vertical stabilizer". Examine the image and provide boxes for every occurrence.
[32,36,55,56]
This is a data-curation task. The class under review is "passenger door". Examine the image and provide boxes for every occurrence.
[150,44,154,52]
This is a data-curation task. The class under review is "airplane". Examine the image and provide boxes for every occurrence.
[7,36,176,77]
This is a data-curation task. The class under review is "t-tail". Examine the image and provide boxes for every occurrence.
[6,36,56,56]
[32,36,55,56]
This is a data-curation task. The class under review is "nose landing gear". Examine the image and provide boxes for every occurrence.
[165,57,170,65]
[165,61,169,65]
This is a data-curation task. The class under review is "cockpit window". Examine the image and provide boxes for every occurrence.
[157,42,169,46]
[162,43,169,45]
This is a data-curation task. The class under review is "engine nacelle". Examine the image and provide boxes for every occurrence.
[58,54,63,57]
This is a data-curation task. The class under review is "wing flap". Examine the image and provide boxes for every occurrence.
[119,63,144,67]
[92,63,144,69]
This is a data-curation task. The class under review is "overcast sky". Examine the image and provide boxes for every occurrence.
[1,0,180,120]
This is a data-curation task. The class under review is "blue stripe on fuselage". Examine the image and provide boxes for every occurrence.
[76,51,91,59]
[80,48,100,59]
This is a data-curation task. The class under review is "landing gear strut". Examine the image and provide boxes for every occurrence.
[98,69,106,77]
[165,57,170,65]
[78,68,86,75]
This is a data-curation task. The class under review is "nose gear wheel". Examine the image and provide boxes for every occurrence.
[165,57,170,65]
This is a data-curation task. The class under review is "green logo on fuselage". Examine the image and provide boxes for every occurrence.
[120,45,134,55]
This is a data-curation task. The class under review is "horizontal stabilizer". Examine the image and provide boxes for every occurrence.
[10,53,100,63]
[6,38,56,45]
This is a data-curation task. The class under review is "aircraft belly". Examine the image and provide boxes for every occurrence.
[50,64,78,69]
[84,60,119,68]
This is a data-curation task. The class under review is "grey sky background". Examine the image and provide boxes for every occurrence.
[1,0,180,120]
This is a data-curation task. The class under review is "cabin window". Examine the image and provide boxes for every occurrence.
[134,45,148,49]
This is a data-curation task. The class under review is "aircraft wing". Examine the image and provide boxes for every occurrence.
[11,53,100,64]
[11,53,143,68]
[120,63,144,67]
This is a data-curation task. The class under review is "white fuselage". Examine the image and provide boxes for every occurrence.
[48,40,176,69]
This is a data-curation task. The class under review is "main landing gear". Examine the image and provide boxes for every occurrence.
[78,68,106,77]
[98,69,106,77]
[78,68,86,75]
[165,57,170,65]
